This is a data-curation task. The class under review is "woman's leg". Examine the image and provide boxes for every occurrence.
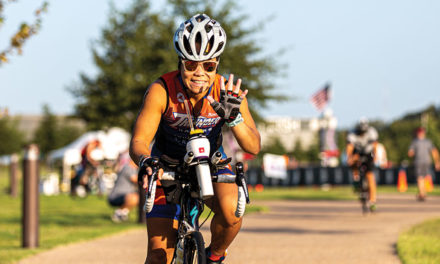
[146,217,178,264]
[207,182,242,257]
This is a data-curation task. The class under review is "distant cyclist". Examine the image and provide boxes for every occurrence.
[72,139,103,196]
[346,118,378,211]
[408,127,440,201]
[130,14,261,264]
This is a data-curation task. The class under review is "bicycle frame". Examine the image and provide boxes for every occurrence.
[178,184,205,236]
[355,149,374,214]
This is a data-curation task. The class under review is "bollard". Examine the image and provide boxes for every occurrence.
[138,186,146,224]
[22,144,39,248]
[9,153,19,198]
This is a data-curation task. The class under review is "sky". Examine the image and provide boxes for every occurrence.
[1,0,440,128]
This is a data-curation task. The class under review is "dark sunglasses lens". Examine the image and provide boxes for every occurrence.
[203,62,217,72]
[184,61,198,71]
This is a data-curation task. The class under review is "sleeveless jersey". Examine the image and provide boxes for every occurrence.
[153,71,225,159]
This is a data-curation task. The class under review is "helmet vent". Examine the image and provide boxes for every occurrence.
[195,14,205,22]
[205,24,212,33]
[195,32,202,54]
[205,36,214,55]
[174,41,183,56]
[215,42,224,54]
[183,37,193,55]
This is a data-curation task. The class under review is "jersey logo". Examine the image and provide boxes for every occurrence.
[199,147,205,153]
[170,113,221,129]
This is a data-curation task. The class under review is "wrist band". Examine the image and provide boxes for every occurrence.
[226,113,244,127]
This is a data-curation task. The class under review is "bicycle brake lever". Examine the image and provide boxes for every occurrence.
[147,171,157,198]
[235,162,250,204]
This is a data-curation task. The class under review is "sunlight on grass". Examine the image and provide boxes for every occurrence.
[397,218,440,264]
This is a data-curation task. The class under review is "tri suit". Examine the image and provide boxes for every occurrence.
[147,71,234,219]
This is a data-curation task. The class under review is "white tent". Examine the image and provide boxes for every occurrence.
[48,127,130,166]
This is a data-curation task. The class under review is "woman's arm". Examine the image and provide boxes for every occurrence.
[129,80,167,166]
[230,97,261,155]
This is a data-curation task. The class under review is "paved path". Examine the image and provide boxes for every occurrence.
[18,194,440,264]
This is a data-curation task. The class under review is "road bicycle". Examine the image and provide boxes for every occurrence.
[72,160,117,198]
[141,129,249,264]
[356,153,374,214]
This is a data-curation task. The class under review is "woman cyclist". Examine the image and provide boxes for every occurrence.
[130,14,261,264]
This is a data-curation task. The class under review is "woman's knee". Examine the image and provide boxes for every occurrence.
[216,208,242,227]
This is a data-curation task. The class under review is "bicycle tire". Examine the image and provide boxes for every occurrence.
[360,177,370,214]
[184,231,206,264]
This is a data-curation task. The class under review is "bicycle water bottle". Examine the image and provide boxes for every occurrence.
[175,239,184,264]
[186,129,214,199]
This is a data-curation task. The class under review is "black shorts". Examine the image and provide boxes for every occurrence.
[108,195,125,207]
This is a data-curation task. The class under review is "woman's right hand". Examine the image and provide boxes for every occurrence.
[138,156,163,189]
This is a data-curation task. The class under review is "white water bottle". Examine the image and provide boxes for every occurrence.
[175,239,184,264]
[196,163,214,199]
[186,129,214,199]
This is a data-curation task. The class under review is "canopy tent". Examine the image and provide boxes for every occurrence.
[48,127,130,166]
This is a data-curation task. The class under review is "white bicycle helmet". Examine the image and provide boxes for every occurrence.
[174,14,227,61]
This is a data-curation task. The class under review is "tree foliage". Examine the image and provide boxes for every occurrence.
[71,0,286,130]
[0,115,24,155]
[32,104,84,156]
[0,0,48,65]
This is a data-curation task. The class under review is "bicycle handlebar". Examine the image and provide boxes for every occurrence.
[140,153,249,217]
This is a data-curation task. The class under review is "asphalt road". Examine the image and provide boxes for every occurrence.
[18,193,440,264]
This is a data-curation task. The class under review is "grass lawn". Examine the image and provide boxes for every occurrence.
[397,218,440,264]
[0,189,143,264]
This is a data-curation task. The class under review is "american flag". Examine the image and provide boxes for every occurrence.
[310,83,331,111]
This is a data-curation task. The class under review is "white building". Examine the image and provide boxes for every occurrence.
[258,110,338,152]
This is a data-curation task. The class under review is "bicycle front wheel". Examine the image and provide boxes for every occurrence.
[360,177,370,214]
[184,231,206,264]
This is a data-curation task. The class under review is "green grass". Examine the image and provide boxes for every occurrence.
[397,218,440,264]
[0,191,142,264]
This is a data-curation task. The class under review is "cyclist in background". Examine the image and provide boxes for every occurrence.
[408,127,440,201]
[130,14,260,264]
[346,118,378,211]
[71,139,103,195]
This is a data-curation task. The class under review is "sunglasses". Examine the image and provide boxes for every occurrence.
[182,60,219,72]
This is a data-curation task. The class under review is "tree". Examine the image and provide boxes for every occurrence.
[0,1,48,65]
[32,104,84,156]
[70,0,286,130]
[0,116,24,155]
